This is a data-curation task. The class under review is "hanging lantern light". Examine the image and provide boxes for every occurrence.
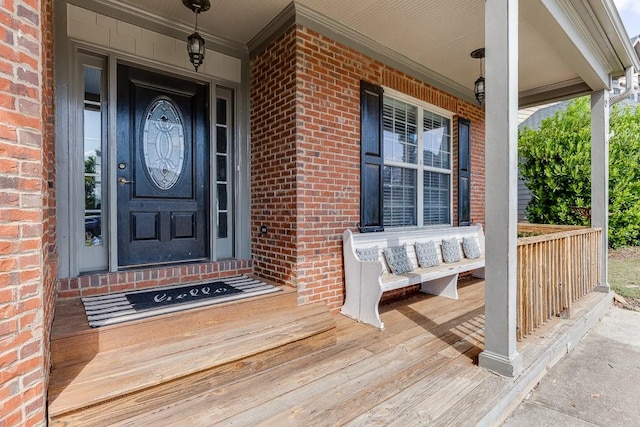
[183,0,211,72]
[470,48,485,106]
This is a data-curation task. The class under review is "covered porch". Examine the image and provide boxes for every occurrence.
[3,0,640,425]
[48,276,612,425]
[49,0,638,422]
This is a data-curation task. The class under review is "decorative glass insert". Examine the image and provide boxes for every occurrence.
[142,98,185,190]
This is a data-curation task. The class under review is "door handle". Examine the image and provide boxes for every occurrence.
[118,177,135,184]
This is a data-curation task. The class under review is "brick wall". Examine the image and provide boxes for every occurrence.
[41,0,57,418]
[0,0,52,425]
[250,25,485,310]
[250,29,299,287]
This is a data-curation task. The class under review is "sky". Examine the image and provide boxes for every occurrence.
[613,0,640,38]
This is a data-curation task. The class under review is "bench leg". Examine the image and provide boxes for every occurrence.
[472,267,485,279]
[420,274,459,299]
[359,286,385,329]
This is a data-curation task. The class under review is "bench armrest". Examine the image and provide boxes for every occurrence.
[342,229,384,328]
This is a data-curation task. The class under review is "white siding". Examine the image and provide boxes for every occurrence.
[67,4,242,83]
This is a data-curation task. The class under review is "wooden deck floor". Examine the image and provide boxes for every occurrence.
[97,278,609,426]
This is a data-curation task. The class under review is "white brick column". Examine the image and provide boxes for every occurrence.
[478,0,523,377]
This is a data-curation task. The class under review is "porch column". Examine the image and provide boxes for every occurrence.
[591,89,610,292]
[478,0,523,377]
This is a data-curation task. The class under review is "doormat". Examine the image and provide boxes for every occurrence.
[81,275,282,328]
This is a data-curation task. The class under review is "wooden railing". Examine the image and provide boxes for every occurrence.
[516,224,602,340]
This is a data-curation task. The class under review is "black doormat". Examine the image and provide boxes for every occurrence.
[125,282,243,311]
[81,275,281,328]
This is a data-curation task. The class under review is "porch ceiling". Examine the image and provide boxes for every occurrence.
[100,0,637,106]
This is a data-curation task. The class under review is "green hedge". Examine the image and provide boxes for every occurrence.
[519,97,640,248]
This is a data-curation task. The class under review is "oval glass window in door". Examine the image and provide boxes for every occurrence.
[142,98,185,190]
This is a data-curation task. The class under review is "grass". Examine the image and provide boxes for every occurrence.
[608,247,640,300]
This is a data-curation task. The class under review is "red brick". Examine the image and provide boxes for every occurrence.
[16,3,39,26]
[0,124,17,141]
[0,319,18,336]
[0,349,18,369]
[0,257,17,272]
[0,141,40,160]
[0,407,22,427]
[18,311,37,329]
[0,92,15,109]
[0,158,19,174]
[19,340,41,360]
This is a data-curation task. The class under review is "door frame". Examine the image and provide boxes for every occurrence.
[55,38,248,277]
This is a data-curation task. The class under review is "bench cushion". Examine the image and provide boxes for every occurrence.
[415,241,439,268]
[383,244,413,274]
[441,238,462,263]
[356,246,379,262]
[462,236,481,259]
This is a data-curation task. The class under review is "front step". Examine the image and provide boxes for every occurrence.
[48,288,336,426]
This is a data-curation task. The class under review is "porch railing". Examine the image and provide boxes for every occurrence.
[516,224,602,340]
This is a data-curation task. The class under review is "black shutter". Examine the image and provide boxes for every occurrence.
[458,118,471,226]
[360,81,384,232]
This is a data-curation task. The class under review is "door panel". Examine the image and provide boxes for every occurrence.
[117,65,209,266]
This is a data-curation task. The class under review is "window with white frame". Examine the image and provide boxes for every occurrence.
[382,95,452,227]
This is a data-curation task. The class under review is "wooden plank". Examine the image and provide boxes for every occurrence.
[227,291,486,426]
[51,328,338,426]
[111,343,380,426]
[210,326,482,426]
[51,286,297,367]
[121,283,486,426]
[372,352,489,426]
[49,279,608,426]
[49,303,334,417]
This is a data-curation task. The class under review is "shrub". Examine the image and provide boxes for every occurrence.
[519,97,640,248]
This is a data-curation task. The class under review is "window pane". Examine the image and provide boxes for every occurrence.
[423,171,450,225]
[217,212,228,239]
[217,183,227,211]
[423,111,451,169]
[383,166,416,227]
[217,155,227,181]
[383,98,417,164]
[216,126,227,153]
[83,66,103,247]
[216,97,227,125]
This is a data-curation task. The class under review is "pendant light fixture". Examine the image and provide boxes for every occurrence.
[470,48,485,106]
[183,0,211,72]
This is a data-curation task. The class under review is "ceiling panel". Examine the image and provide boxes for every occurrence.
[107,0,582,99]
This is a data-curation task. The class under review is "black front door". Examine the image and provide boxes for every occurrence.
[117,65,208,266]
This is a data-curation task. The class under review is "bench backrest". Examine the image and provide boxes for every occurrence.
[345,225,484,275]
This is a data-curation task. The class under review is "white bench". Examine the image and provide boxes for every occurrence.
[341,225,485,329]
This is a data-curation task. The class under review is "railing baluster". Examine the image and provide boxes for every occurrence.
[516,225,601,340]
